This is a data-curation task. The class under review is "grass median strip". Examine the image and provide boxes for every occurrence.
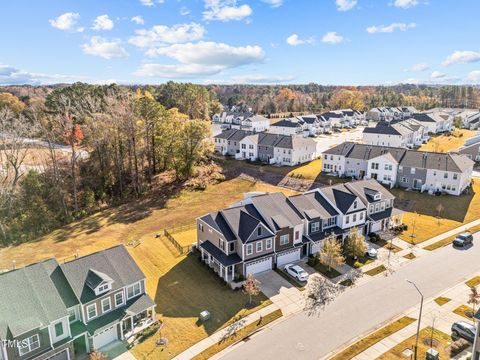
[434,297,451,306]
[364,265,387,276]
[193,309,283,360]
[403,253,416,260]
[424,224,480,251]
[274,268,306,291]
[329,316,416,360]
[453,305,475,320]
[465,276,480,288]
[310,263,342,279]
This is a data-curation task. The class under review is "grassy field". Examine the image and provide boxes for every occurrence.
[0,177,297,359]
[453,305,475,320]
[418,129,477,153]
[192,309,283,360]
[377,327,467,360]
[330,316,416,360]
[393,179,480,244]
[364,265,387,276]
[424,224,480,251]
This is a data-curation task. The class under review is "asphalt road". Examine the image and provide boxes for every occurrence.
[220,233,480,360]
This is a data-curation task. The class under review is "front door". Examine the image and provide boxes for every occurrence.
[413,179,421,189]
[122,317,132,334]
[302,243,308,258]
[73,335,88,356]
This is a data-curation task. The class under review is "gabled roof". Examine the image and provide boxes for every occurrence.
[270,119,303,128]
[0,259,76,338]
[288,191,338,220]
[324,142,407,162]
[214,129,252,141]
[86,269,114,290]
[319,183,366,214]
[60,245,145,304]
[458,142,480,157]
[345,179,395,204]
[249,192,303,231]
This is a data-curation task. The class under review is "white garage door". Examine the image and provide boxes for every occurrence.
[93,325,118,350]
[277,249,301,267]
[245,257,272,275]
[371,221,382,232]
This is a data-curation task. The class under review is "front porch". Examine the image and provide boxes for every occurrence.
[199,240,242,282]
[122,307,156,341]
[367,207,404,233]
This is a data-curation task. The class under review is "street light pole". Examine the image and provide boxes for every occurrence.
[406,279,424,360]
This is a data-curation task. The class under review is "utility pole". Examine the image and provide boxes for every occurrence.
[406,279,424,360]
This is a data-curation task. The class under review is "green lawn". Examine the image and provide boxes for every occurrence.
[345,255,373,268]
[309,262,342,279]
[330,316,416,360]
[192,309,283,360]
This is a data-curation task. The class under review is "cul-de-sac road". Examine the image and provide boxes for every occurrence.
[220,233,480,360]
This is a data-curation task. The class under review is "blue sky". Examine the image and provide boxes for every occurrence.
[1,0,480,85]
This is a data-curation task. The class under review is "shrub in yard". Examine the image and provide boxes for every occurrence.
[307,253,320,266]
[368,233,380,242]
[450,339,469,357]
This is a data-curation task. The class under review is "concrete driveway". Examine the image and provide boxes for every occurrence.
[256,271,305,315]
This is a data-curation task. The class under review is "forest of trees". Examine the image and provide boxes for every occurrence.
[0,81,479,245]
[0,82,220,245]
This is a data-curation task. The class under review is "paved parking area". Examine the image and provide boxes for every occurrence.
[256,270,305,315]
[314,127,365,153]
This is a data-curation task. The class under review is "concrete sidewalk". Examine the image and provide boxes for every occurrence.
[173,303,281,360]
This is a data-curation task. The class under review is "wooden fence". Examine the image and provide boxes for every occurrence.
[163,229,191,255]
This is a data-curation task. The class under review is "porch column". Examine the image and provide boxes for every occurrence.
[219,264,223,278]
[151,306,155,321]
[131,316,134,333]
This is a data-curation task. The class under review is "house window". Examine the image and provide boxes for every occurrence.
[353,214,357,222]
[295,231,300,240]
[345,215,350,224]
[375,203,380,212]
[256,241,263,252]
[219,239,225,251]
[127,282,141,299]
[444,173,448,179]
[280,234,289,245]
[54,322,64,337]
[97,283,110,294]
[266,238,272,250]
[18,334,40,356]
[102,298,112,313]
[411,168,416,174]
[401,177,409,183]
[360,212,364,220]
[115,292,124,307]
[87,304,97,320]
[257,227,262,236]
[353,201,357,209]
[246,244,253,255]
[398,166,403,172]
[453,173,458,180]
[68,308,77,323]
[311,222,320,233]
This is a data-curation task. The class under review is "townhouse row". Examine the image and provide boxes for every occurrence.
[196,179,403,282]
[214,129,318,166]
[322,142,474,196]
[0,246,155,360]
[362,118,429,148]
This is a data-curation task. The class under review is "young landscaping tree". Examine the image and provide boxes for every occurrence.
[303,273,340,315]
[89,351,107,360]
[243,274,261,305]
[468,286,480,324]
[320,234,345,273]
[344,228,368,261]
[436,204,444,225]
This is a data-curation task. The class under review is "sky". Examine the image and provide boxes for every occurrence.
[1,0,480,86]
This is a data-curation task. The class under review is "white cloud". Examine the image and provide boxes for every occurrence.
[430,70,445,79]
[203,0,252,22]
[140,0,164,6]
[286,34,315,46]
[410,63,429,71]
[231,74,294,83]
[131,16,145,25]
[129,23,205,49]
[393,0,419,8]
[81,37,129,59]
[135,41,264,78]
[92,15,114,31]
[367,22,416,34]
[49,12,81,31]
[262,0,284,8]
[0,63,85,85]
[467,70,480,83]
[442,50,480,66]
[321,32,345,44]
[336,0,357,11]
[180,6,191,15]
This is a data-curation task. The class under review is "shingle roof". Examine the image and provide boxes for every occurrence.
[319,183,366,214]
[345,179,395,204]
[60,245,145,304]
[250,192,303,231]
[459,142,480,157]
[214,129,252,141]
[288,191,338,220]
[0,259,76,338]
[270,119,303,128]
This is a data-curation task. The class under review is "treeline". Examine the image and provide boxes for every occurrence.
[208,84,480,114]
[0,82,218,245]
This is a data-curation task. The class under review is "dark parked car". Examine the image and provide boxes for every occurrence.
[452,232,473,247]
[451,321,476,343]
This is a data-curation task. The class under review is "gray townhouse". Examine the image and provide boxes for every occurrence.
[458,142,480,162]
[411,112,453,134]
[214,129,252,156]
[0,246,155,360]
[197,179,403,281]
[323,142,474,196]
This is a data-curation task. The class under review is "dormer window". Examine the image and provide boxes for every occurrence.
[97,283,111,294]
[257,227,262,236]
[374,193,381,201]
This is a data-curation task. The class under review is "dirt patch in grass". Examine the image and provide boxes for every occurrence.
[403,253,416,260]
[434,297,451,306]
[330,316,416,360]
[274,269,306,291]
[465,276,480,288]
[192,309,283,360]
[365,265,387,276]
[453,305,475,320]
[377,327,468,360]
[310,262,342,279]
[424,224,480,251]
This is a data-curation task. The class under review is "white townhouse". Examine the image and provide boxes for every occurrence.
[273,136,318,166]
[362,119,428,148]
[268,118,305,136]
[213,111,270,133]
[236,134,259,161]
[412,112,453,134]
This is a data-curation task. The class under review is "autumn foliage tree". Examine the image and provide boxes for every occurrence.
[243,274,261,305]
[320,234,345,272]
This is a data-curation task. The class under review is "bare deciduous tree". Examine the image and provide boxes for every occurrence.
[303,274,340,316]
[243,274,261,305]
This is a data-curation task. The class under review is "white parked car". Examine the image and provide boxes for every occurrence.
[366,246,378,259]
[284,264,309,282]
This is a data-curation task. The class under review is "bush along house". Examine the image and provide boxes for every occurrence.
[0,245,155,360]
[196,179,403,281]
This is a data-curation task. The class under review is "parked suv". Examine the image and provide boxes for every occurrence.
[451,321,476,343]
[452,233,473,248]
